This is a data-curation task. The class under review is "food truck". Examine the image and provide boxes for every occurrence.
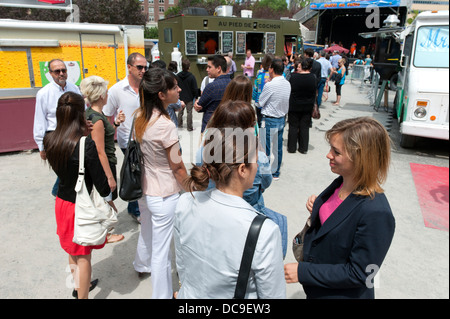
[394,11,449,147]
[157,13,302,83]
[0,19,145,153]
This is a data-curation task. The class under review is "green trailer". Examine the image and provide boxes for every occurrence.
[158,15,302,84]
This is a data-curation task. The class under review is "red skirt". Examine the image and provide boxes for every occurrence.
[55,197,106,256]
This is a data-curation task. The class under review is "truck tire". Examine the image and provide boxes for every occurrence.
[400,133,416,148]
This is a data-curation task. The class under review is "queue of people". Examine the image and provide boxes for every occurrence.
[35,51,394,299]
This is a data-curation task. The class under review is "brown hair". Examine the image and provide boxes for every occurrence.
[43,92,87,172]
[325,117,391,198]
[218,75,252,106]
[185,100,257,193]
[134,68,175,142]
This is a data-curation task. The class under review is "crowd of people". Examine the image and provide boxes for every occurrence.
[34,50,394,299]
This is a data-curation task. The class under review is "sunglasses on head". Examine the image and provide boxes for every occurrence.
[51,68,67,74]
[133,65,148,71]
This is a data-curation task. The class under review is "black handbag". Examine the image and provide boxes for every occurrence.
[119,118,143,202]
[234,214,267,299]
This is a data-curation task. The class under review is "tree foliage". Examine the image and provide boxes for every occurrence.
[0,0,146,25]
[166,0,297,20]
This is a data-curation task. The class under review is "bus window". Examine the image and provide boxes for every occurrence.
[198,31,219,55]
[414,26,449,68]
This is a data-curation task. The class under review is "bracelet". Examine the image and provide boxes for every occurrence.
[113,121,120,127]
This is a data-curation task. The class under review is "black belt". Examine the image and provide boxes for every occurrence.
[263,115,282,119]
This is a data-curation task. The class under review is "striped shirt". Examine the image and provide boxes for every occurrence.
[259,75,291,118]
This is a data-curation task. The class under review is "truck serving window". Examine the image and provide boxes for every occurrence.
[246,32,264,54]
[197,31,219,55]
[414,26,449,68]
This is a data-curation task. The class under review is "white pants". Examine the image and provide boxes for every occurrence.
[134,193,179,299]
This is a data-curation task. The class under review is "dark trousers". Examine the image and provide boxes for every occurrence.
[287,110,312,153]
[177,100,193,130]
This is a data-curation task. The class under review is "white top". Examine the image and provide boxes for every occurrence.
[259,76,291,118]
[103,77,140,149]
[317,57,332,78]
[174,189,286,299]
[33,80,81,151]
[200,76,215,93]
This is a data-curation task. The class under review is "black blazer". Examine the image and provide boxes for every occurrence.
[298,176,395,299]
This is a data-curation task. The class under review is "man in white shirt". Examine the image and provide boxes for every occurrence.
[317,50,332,107]
[103,52,148,222]
[259,58,291,180]
[33,59,81,196]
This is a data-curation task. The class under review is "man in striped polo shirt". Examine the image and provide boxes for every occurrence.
[259,58,291,180]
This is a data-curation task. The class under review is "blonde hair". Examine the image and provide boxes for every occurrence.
[326,117,391,198]
[80,75,108,105]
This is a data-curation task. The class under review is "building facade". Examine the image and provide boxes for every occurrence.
[140,0,179,25]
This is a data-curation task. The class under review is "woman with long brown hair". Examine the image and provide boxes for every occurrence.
[174,100,285,299]
[132,67,188,299]
[44,91,111,299]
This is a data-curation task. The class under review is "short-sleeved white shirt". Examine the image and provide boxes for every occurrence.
[103,77,140,149]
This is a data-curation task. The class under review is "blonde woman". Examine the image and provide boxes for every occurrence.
[284,117,395,299]
[80,76,125,243]
[329,58,346,106]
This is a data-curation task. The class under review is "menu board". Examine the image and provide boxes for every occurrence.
[236,32,246,55]
[222,31,233,54]
[266,32,276,54]
[185,30,197,55]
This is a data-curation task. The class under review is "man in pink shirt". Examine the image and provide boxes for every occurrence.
[241,49,255,79]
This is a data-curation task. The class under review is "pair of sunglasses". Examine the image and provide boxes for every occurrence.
[133,65,149,71]
[51,68,67,74]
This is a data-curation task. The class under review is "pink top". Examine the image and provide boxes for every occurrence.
[140,111,180,197]
[319,184,343,225]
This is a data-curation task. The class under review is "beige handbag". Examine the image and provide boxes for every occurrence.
[73,137,118,246]
[292,216,311,262]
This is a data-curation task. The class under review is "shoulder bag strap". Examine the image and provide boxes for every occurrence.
[234,214,267,299]
[75,136,86,192]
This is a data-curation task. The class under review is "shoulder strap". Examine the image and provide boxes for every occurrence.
[234,214,267,299]
[78,136,86,175]
[75,136,86,192]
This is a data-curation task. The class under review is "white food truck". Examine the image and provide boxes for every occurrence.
[394,10,449,147]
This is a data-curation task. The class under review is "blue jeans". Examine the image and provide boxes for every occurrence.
[121,148,141,217]
[317,77,327,107]
[262,116,285,178]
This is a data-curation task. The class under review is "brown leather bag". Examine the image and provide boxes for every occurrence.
[312,104,321,120]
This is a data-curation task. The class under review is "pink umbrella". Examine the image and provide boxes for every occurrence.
[323,44,349,54]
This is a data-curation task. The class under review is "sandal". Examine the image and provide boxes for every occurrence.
[107,234,124,244]
[332,103,340,106]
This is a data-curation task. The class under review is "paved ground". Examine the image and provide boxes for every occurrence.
[0,76,448,299]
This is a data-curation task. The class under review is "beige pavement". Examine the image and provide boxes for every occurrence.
[0,76,448,299]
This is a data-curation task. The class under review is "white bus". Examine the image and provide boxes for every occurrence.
[394,10,449,148]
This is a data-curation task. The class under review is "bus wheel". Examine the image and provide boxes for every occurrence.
[400,134,416,148]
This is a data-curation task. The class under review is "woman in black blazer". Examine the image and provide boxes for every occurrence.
[284,117,395,299]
